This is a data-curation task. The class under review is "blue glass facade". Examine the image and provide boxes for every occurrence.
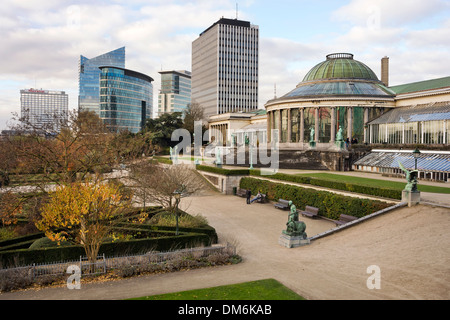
[99,67,153,133]
[78,47,125,113]
[158,70,191,116]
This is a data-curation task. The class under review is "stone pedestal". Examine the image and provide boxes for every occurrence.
[402,190,421,207]
[279,233,310,248]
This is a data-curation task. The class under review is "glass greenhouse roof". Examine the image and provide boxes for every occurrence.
[283,81,395,99]
[354,151,450,173]
[369,102,450,124]
[303,53,379,82]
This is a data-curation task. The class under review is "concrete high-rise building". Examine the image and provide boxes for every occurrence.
[158,70,191,117]
[192,18,259,119]
[78,47,125,114]
[20,88,68,131]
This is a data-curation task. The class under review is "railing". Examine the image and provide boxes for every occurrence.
[0,244,236,280]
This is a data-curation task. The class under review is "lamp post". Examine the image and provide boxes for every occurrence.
[413,148,421,170]
[173,191,181,236]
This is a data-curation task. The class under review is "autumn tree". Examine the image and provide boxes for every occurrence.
[7,110,118,188]
[0,139,17,187]
[0,192,22,226]
[36,180,133,264]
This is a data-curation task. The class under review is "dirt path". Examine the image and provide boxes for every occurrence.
[1,190,449,300]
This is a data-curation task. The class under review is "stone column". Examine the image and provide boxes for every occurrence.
[277,110,282,141]
[287,108,292,143]
[315,107,319,142]
[364,107,369,143]
[268,111,273,143]
[299,108,305,143]
[347,107,353,142]
[330,107,336,143]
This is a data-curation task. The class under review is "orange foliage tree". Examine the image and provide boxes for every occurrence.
[36,180,132,264]
[0,192,22,226]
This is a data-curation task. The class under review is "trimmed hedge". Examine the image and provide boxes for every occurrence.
[249,171,402,200]
[240,177,391,220]
[196,165,250,176]
[0,213,218,267]
[0,232,45,251]
[0,230,213,268]
[194,166,401,200]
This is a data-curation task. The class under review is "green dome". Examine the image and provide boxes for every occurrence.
[303,53,379,82]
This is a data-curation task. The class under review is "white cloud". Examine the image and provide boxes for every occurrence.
[332,0,449,28]
[1,0,450,130]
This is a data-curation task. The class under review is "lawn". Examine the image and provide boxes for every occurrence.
[296,172,450,194]
[129,279,305,300]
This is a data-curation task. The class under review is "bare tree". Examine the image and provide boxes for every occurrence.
[183,101,206,135]
[128,161,206,210]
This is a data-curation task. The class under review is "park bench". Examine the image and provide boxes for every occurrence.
[335,214,358,226]
[274,199,290,210]
[236,188,248,197]
[299,206,319,219]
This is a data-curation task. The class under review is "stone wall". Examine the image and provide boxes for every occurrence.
[198,171,245,195]
[223,147,370,171]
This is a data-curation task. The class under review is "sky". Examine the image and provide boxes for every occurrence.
[1,0,450,130]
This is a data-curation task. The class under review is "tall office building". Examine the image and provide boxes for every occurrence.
[20,88,68,131]
[158,70,191,117]
[192,18,259,119]
[78,47,125,114]
[99,66,153,133]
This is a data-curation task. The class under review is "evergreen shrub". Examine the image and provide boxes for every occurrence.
[240,177,391,220]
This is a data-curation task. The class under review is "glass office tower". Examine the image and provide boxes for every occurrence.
[78,47,125,114]
[158,70,191,117]
[99,66,153,133]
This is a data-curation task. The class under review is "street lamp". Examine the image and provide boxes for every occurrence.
[173,191,181,236]
[413,148,421,170]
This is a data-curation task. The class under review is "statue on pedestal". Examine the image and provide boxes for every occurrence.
[335,127,345,149]
[399,162,418,192]
[309,127,316,148]
[283,201,307,239]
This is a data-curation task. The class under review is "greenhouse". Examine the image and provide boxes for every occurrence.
[368,102,450,145]
[353,150,450,182]
[264,53,396,149]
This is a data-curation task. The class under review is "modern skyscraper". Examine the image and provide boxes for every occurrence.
[192,18,259,119]
[78,47,125,114]
[99,66,153,133]
[20,88,68,131]
[158,70,191,117]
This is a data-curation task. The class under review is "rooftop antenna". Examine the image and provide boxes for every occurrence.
[274,83,277,99]
[236,3,238,20]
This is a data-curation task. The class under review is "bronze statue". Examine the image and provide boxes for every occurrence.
[283,201,307,239]
[399,161,419,192]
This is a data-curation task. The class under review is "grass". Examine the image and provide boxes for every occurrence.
[296,172,450,194]
[129,279,305,300]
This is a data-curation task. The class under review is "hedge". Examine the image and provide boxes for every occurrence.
[0,216,218,267]
[240,177,391,220]
[193,166,401,200]
[196,165,250,176]
[0,232,45,251]
[249,171,402,200]
[0,229,213,268]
